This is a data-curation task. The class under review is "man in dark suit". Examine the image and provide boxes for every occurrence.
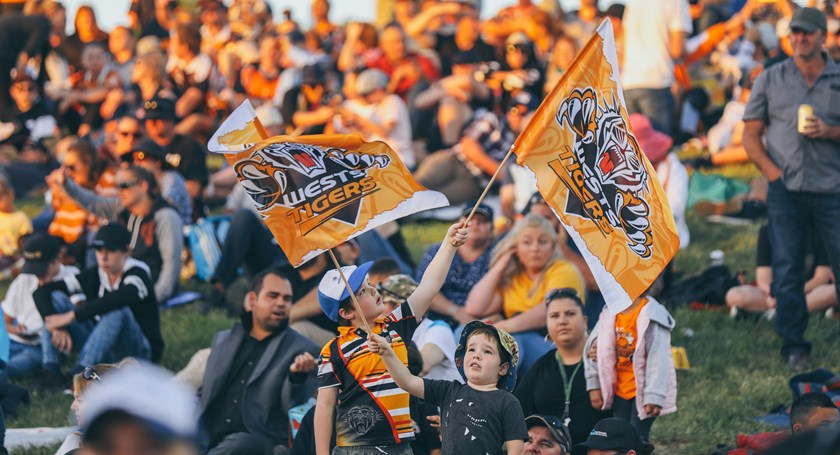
[198,268,319,454]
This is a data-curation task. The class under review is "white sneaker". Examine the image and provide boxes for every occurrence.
[729,306,739,318]
[763,309,776,321]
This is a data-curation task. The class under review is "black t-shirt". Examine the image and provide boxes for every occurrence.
[514,349,611,445]
[424,379,528,455]
[756,224,829,274]
[279,263,336,333]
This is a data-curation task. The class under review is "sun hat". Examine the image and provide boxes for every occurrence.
[454,320,520,392]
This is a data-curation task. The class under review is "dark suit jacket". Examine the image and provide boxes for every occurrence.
[198,322,318,448]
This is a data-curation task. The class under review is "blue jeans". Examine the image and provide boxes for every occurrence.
[623,88,675,137]
[42,292,151,367]
[5,341,42,379]
[512,331,554,379]
[767,181,840,356]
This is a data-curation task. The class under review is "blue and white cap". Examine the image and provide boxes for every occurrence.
[317,261,374,322]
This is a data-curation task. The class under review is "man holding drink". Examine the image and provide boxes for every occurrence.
[743,7,840,371]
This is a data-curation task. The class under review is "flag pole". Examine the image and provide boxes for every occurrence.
[327,249,374,335]
[464,145,516,226]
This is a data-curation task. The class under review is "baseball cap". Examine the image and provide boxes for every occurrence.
[301,64,326,86]
[143,97,176,121]
[461,202,494,222]
[318,261,375,322]
[790,7,827,33]
[454,320,520,392]
[526,414,572,454]
[125,138,168,165]
[81,364,199,444]
[21,234,62,277]
[91,224,132,251]
[378,274,418,307]
[355,69,389,96]
[574,418,644,454]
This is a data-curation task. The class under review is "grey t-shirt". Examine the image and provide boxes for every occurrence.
[743,56,840,193]
[423,379,528,455]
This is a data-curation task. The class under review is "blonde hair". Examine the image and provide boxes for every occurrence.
[72,363,118,397]
[491,214,561,288]
[136,51,166,85]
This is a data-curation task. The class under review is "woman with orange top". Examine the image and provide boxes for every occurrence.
[47,140,105,268]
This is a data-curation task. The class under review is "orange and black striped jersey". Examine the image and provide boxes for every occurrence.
[317,303,418,447]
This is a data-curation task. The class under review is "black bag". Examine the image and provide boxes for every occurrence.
[660,265,745,307]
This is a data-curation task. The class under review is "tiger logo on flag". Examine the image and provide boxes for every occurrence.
[552,87,653,258]
[234,142,391,234]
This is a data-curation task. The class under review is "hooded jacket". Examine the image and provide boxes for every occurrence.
[583,297,677,419]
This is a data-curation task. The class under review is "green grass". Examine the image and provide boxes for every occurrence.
[6,185,826,454]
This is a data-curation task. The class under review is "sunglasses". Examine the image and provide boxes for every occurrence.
[116,180,139,190]
[375,283,411,301]
[507,44,528,54]
[83,365,102,381]
[118,130,141,139]
[545,287,581,303]
[509,106,529,116]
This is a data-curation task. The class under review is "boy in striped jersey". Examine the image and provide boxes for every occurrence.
[314,222,468,455]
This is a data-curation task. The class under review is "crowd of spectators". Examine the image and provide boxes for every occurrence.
[0,0,832,453]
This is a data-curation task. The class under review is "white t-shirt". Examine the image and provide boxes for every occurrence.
[366,95,416,169]
[621,0,692,90]
[2,264,80,345]
[413,319,462,383]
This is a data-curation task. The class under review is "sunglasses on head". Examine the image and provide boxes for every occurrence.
[375,283,411,301]
[545,287,581,303]
[83,365,102,381]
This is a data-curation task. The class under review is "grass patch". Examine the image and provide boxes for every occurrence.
[6,196,818,454]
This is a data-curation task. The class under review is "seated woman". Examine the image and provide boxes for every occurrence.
[727,224,836,318]
[47,140,106,268]
[466,214,585,375]
[515,288,610,445]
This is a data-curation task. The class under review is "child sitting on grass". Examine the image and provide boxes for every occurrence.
[314,222,468,455]
[0,178,31,274]
[584,276,677,446]
[369,320,528,455]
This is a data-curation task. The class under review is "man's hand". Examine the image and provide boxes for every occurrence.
[447,221,469,248]
[802,115,838,141]
[9,323,27,335]
[45,311,75,331]
[51,329,72,353]
[290,352,317,374]
[589,389,603,410]
[644,404,662,418]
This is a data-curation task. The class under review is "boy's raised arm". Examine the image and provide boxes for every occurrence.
[368,334,425,399]
[409,222,468,319]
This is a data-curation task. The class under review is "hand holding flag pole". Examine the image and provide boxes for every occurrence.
[326,249,374,335]
[462,145,516,228]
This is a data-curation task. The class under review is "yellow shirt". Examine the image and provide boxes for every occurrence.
[0,210,31,257]
[614,298,648,400]
[501,259,585,319]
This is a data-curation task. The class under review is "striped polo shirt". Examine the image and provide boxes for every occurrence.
[317,302,418,447]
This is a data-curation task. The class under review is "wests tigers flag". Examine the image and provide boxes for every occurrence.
[209,101,448,267]
[514,20,679,313]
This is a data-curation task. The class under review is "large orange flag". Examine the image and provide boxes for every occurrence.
[514,19,679,313]
[208,101,448,267]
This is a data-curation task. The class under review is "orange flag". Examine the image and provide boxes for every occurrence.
[514,19,679,313]
[208,101,448,267]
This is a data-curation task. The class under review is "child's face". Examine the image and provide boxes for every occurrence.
[350,276,385,324]
[463,332,509,387]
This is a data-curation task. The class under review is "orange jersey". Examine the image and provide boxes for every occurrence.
[317,303,418,447]
[614,298,648,400]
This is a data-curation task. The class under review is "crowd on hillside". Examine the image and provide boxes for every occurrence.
[0,0,835,453]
